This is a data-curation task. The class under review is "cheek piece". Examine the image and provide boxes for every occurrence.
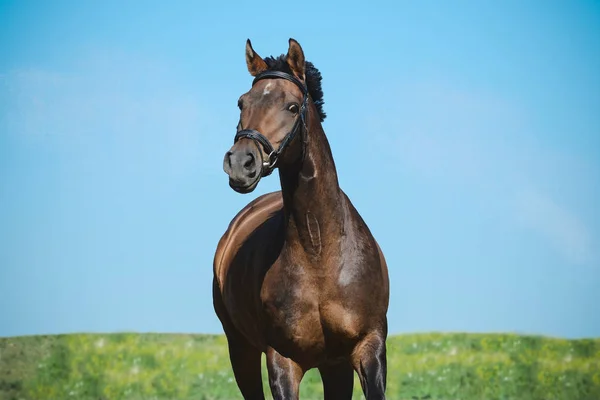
[234,70,309,177]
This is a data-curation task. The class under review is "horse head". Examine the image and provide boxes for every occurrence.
[223,39,309,193]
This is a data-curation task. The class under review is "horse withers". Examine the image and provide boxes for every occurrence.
[213,38,390,399]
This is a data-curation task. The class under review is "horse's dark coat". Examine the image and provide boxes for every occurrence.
[214,39,390,399]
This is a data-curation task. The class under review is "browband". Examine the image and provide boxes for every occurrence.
[253,70,308,96]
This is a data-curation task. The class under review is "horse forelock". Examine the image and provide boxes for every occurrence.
[262,54,326,122]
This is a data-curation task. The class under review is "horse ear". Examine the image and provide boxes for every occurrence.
[245,39,268,76]
[286,38,305,80]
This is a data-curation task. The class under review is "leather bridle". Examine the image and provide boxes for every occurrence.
[234,70,309,177]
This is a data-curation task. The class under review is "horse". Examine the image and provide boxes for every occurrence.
[213,38,390,399]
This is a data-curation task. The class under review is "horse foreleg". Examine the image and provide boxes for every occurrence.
[265,347,304,400]
[318,360,355,399]
[351,329,387,400]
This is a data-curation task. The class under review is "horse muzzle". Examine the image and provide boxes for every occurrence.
[223,144,262,194]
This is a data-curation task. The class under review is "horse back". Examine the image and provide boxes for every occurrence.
[213,190,283,296]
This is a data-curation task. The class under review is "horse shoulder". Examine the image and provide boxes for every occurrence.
[336,191,389,306]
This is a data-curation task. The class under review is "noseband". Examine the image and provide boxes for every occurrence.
[234,70,309,177]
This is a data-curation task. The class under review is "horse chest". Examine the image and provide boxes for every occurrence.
[260,268,326,353]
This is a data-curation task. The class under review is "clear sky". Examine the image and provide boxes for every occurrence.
[1,1,599,339]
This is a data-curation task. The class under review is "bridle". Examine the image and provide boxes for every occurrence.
[234,70,309,177]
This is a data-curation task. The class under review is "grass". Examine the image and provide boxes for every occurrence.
[1,332,599,399]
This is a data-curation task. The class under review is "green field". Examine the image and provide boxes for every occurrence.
[1,332,599,400]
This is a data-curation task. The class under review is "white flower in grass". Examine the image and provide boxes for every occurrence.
[131,366,140,375]
[198,373,204,380]
[95,338,105,348]
[564,355,572,363]
[448,347,458,356]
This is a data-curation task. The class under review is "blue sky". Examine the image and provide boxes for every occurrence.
[1,1,598,339]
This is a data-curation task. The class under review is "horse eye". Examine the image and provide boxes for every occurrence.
[288,104,299,114]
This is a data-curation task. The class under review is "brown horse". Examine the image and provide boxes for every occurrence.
[213,38,390,399]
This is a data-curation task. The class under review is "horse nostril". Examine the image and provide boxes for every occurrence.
[226,151,233,167]
[243,153,255,170]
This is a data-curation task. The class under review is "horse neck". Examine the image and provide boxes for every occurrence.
[278,106,343,259]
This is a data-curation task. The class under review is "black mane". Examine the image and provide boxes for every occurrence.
[263,55,326,122]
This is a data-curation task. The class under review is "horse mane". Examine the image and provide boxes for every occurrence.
[263,55,326,122]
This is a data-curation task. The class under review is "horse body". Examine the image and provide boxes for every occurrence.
[214,189,388,365]
[213,38,389,399]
